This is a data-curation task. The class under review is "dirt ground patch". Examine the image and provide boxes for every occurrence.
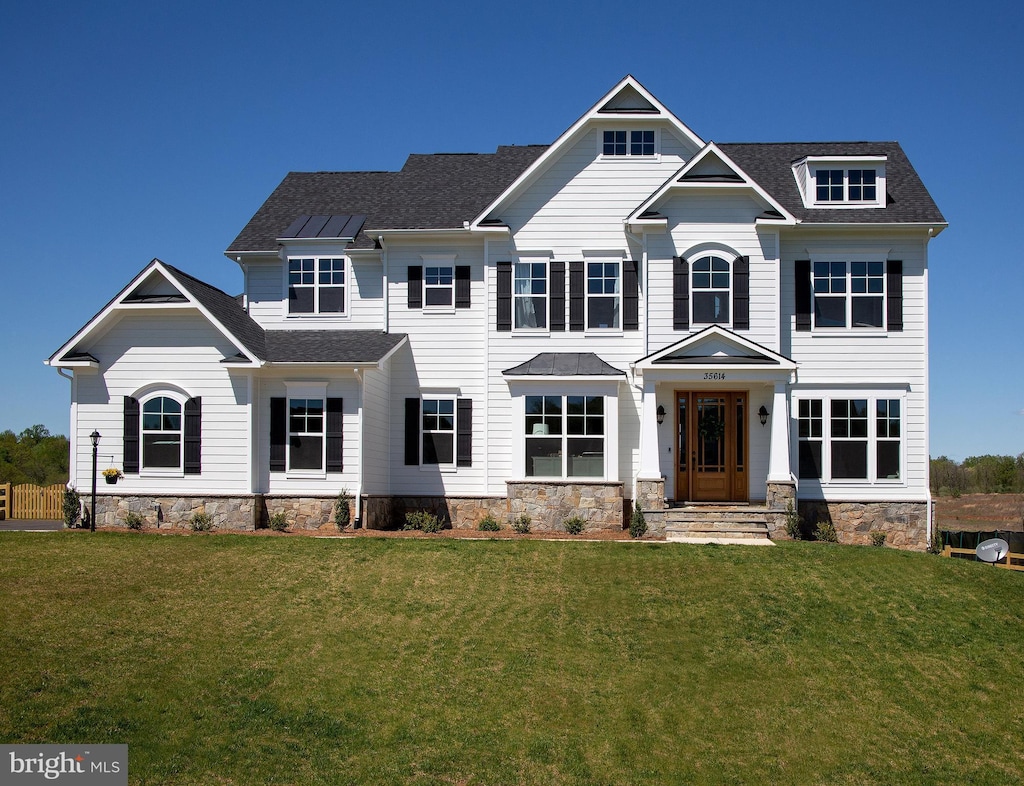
[934,493,1024,532]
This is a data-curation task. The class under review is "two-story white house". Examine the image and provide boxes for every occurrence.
[49,76,946,547]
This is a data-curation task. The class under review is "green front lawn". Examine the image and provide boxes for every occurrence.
[1,533,1021,784]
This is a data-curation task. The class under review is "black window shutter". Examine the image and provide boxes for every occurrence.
[795,260,812,332]
[569,261,584,331]
[456,398,472,467]
[673,257,689,331]
[550,261,566,331]
[123,396,139,474]
[887,260,903,332]
[270,397,286,472]
[496,262,512,331]
[405,398,420,465]
[733,256,750,331]
[184,397,201,475]
[623,259,639,331]
[455,266,471,309]
[408,266,423,309]
[326,398,344,472]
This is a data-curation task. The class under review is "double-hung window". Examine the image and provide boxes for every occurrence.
[587,262,620,329]
[422,398,455,465]
[797,396,902,482]
[289,398,324,470]
[514,262,547,329]
[813,260,885,329]
[525,395,605,478]
[142,396,182,469]
[692,256,731,325]
[424,266,454,308]
[602,130,655,157]
[288,257,346,314]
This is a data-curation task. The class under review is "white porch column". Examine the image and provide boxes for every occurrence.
[767,382,792,482]
[638,377,662,479]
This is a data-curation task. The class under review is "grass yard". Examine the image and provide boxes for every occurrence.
[1,533,1021,785]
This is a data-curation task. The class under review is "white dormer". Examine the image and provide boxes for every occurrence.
[792,156,887,209]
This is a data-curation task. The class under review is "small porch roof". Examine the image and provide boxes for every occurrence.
[503,352,624,378]
[635,326,797,376]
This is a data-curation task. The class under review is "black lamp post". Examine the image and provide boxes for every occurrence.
[89,430,100,532]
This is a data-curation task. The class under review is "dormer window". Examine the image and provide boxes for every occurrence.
[793,157,886,208]
[602,130,655,157]
[288,257,346,315]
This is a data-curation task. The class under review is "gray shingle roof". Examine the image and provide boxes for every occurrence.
[227,145,549,253]
[717,142,946,225]
[503,353,624,377]
[264,330,406,363]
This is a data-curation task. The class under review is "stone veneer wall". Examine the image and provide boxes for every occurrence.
[799,500,929,550]
[92,494,258,531]
[764,481,797,539]
[507,481,625,533]
[363,495,509,530]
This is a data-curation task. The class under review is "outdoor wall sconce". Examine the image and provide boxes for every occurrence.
[656,405,666,425]
[758,406,769,426]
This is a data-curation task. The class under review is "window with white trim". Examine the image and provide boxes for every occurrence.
[691,255,731,325]
[587,262,620,329]
[514,261,547,329]
[602,130,655,157]
[289,398,324,470]
[525,395,605,478]
[815,168,878,203]
[424,266,454,308]
[422,398,455,466]
[813,260,885,329]
[288,257,346,314]
[797,396,902,482]
[142,396,182,469]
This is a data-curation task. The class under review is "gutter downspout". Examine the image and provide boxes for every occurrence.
[353,367,365,527]
[379,236,389,333]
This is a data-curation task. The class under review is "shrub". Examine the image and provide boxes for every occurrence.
[124,511,144,531]
[784,499,802,540]
[511,514,531,534]
[404,510,442,534]
[478,515,501,532]
[190,512,213,532]
[629,500,647,539]
[268,512,289,532]
[334,489,352,530]
[563,516,586,535]
[869,530,887,547]
[814,520,838,543]
[62,487,82,529]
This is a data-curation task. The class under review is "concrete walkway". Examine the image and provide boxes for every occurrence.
[0,519,63,531]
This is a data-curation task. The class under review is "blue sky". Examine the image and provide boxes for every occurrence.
[1,0,1021,460]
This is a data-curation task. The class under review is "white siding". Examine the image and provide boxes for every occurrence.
[360,361,392,495]
[71,311,251,493]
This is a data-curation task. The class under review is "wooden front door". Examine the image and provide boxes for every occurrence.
[675,391,748,502]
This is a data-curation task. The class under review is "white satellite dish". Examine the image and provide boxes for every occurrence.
[976,538,1010,563]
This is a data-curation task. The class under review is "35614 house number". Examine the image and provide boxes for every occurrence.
[703,372,726,380]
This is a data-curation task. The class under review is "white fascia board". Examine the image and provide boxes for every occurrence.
[503,375,625,384]
[628,143,797,225]
[636,325,797,369]
[470,75,705,230]
[792,221,948,236]
[366,227,474,241]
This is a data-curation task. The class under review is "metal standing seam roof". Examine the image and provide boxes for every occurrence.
[503,353,625,377]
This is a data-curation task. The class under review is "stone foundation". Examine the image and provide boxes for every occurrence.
[765,481,798,539]
[363,495,509,531]
[258,495,351,531]
[636,479,666,511]
[507,481,625,533]
[799,500,929,550]
[92,494,259,531]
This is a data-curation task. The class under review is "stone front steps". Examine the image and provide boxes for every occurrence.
[664,503,774,545]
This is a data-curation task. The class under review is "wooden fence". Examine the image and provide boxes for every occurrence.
[942,545,1024,572]
[0,483,65,520]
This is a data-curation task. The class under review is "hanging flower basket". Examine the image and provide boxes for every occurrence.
[103,468,123,485]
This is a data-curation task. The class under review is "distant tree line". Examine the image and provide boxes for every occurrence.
[0,426,69,487]
[931,454,1024,496]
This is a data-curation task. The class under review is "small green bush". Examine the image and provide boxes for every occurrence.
[511,514,531,534]
[869,530,887,547]
[334,489,352,530]
[124,511,144,531]
[784,499,802,540]
[268,512,289,532]
[62,487,82,529]
[814,520,838,543]
[629,500,647,539]
[563,516,586,536]
[927,527,944,555]
[190,512,213,532]
[478,515,500,532]
[404,510,442,533]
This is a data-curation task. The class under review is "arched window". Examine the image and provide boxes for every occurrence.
[691,256,731,325]
[142,396,183,469]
